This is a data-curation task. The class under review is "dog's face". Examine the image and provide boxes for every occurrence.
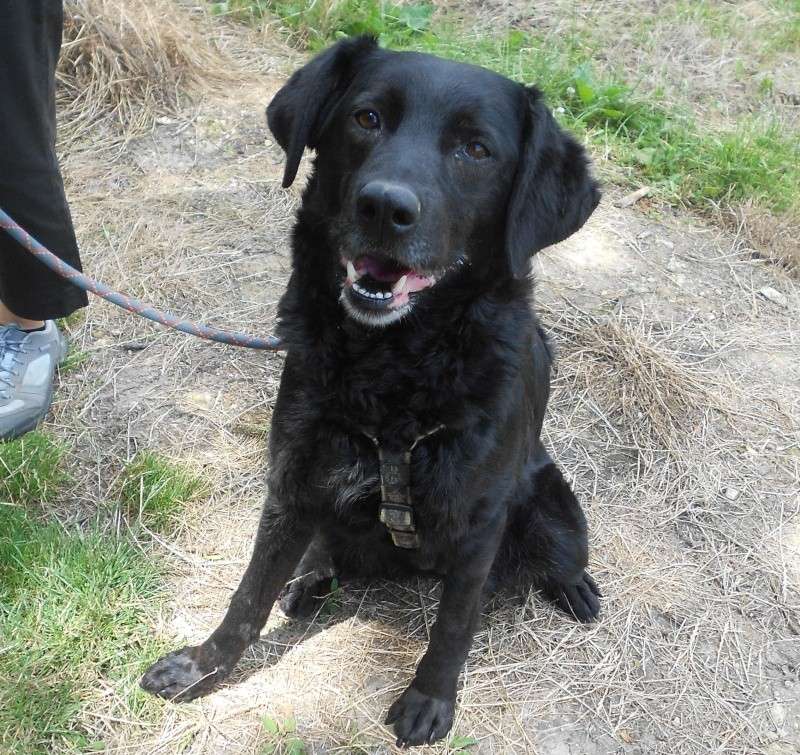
[317,53,524,326]
[268,37,600,327]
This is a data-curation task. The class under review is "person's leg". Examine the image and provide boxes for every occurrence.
[0,302,44,332]
[0,0,88,321]
[0,0,88,440]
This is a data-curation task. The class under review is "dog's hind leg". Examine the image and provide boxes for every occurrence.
[140,500,312,701]
[505,456,601,622]
[278,534,338,618]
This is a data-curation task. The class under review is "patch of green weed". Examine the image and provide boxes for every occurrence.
[212,0,434,49]
[673,0,738,38]
[119,451,205,534]
[59,346,90,374]
[675,0,799,52]
[57,310,86,332]
[449,734,479,753]
[317,575,343,620]
[0,431,67,505]
[261,715,307,754]
[770,0,800,50]
[0,507,166,754]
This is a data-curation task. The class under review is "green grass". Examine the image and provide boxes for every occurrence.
[0,506,166,754]
[57,310,86,331]
[675,0,800,51]
[214,0,800,218]
[0,440,198,749]
[59,346,90,374]
[119,451,205,534]
[211,0,436,47]
[673,0,739,39]
[260,715,307,754]
[0,431,67,505]
[771,0,800,51]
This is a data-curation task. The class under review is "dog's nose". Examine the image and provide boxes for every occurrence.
[356,181,421,238]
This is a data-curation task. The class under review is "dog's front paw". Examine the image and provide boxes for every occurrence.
[140,644,229,701]
[385,685,455,748]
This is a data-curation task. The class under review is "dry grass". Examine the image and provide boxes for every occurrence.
[11,1,797,752]
[58,0,231,143]
[543,302,729,449]
[53,151,799,752]
[727,201,800,275]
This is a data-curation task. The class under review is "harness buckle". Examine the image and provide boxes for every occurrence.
[363,424,444,550]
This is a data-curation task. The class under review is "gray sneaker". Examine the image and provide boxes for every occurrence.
[0,321,67,441]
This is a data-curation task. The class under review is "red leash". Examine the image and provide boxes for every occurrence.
[0,206,285,351]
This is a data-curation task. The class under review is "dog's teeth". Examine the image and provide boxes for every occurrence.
[351,280,392,300]
[392,275,408,295]
[347,261,359,281]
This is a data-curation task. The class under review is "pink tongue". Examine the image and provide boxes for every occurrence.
[357,255,410,283]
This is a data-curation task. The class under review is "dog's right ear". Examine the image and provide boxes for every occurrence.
[267,35,378,188]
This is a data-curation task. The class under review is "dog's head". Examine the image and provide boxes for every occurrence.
[268,36,600,327]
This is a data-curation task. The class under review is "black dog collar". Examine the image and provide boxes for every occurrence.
[362,424,445,549]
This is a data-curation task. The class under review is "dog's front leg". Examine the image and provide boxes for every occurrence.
[141,502,312,701]
[386,508,506,748]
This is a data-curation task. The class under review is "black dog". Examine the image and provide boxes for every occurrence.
[141,36,601,748]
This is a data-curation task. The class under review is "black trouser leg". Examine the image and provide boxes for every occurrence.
[0,0,88,320]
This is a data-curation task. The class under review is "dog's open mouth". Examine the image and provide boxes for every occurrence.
[343,255,437,311]
[340,254,467,326]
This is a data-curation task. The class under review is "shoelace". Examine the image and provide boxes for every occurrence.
[0,329,28,400]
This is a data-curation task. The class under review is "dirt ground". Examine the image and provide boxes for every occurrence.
[47,5,799,754]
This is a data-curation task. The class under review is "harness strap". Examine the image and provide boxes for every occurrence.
[363,424,445,549]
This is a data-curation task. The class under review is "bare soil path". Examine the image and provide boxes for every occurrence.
[49,8,799,754]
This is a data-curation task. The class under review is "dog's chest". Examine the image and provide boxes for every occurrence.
[319,425,460,543]
[323,430,431,503]
[329,328,467,428]
[289,311,503,543]
[325,451,380,514]
[320,443,455,571]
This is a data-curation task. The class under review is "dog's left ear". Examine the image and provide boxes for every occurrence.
[505,86,601,278]
[267,35,378,188]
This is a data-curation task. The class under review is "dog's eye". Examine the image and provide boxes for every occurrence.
[354,109,381,130]
[464,141,490,160]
